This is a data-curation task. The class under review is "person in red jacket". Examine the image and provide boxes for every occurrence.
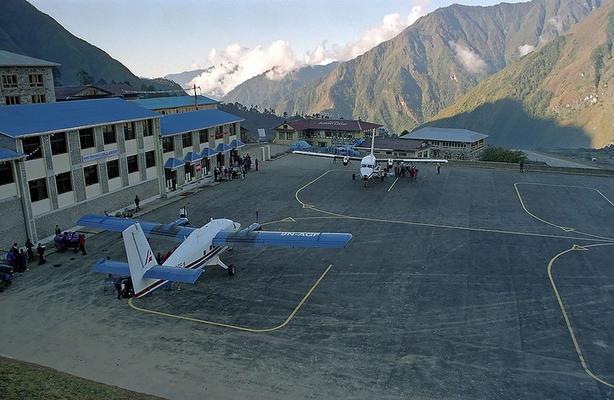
[78,234,87,255]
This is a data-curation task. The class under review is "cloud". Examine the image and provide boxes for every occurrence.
[449,41,487,74]
[189,40,299,98]
[518,44,535,57]
[189,1,431,96]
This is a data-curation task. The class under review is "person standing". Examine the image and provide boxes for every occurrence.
[134,195,141,212]
[436,163,441,175]
[78,234,87,255]
[37,243,46,265]
[55,225,61,235]
[519,159,524,173]
[255,158,259,171]
[10,242,18,257]
[25,239,34,262]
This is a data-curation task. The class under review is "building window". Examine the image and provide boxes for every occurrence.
[127,155,139,173]
[124,122,135,140]
[84,165,98,186]
[107,159,119,179]
[182,132,192,148]
[28,178,48,202]
[162,137,174,153]
[103,125,116,144]
[5,96,20,105]
[31,94,46,103]
[142,120,153,137]
[55,172,72,194]
[199,129,208,143]
[215,126,223,139]
[22,136,42,159]
[1,75,17,88]
[0,162,14,185]
[50,132,67,155]
[28,74,44,87]
[145,151,155,168]
[79,128,95,149]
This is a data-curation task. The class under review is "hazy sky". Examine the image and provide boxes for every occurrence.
[28,0,526,94]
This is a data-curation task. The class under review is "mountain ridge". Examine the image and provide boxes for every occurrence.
[224,0,604,144]
[0,0,182,91]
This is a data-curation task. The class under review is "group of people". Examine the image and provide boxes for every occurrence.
[213,154,259,182]
[6,239,46,271]
[392,164,420,180]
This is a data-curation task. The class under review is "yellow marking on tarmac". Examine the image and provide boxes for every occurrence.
[514,183,614,241]
[387,177,399,192]
[547,243,614,388]
[293,171,613,243]
[128,264,333,333]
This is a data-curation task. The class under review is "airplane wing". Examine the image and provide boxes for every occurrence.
[92,258,131,276]
[375,158,448,163]
[293,151,362,161]
[91,259,202,284]
[77,214,195,241]
[212,230,352,248]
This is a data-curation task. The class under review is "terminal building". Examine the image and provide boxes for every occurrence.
[159,109,243,190]
[355,137,431,159]
[401,127,488,160]
[0,96,244,248]
[0,50,58,105]
[274,118,382,148]
[0,98,163,245]
[135,95,219,115]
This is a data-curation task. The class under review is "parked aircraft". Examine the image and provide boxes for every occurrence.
[78,215,352,298]
[293,134,448,187]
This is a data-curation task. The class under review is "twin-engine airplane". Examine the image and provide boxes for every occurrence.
[77,215,352,298]
[293,134,448,187]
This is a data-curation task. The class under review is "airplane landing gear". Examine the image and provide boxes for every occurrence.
[228,264,236,276]
[364,180,368,188]
[380,175,384,182]
[352,173,356,180]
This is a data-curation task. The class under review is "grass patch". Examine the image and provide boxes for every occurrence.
[0,356,166,400]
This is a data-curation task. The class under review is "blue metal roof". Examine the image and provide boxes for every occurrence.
[230,139,246,148]
[160,109,244,137]
[0,98,159,138]
[201,148,218,158]
[216,143,232,153]
[164,157,185,170]
[135,95,219,110]
[183,151,202,163]
[0,148,24,161]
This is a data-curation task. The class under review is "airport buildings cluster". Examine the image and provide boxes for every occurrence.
[0,51,245,247]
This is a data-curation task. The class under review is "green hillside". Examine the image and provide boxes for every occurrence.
[0,0,181,91]
[430,2,614,148]
[0,356,165,400]
[225,0,604,142]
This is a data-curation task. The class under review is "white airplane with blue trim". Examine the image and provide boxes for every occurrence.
[293,134,448,187]
[78,215,352,298]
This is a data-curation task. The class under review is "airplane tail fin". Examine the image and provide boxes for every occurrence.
[122,223,159,297]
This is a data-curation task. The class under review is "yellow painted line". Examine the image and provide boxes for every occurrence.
[293,172,612,242]
[387,177,399,192]
[294,170,335,208]
[128,264,332,333]
[547,242,614,388]
[514,183,614,241]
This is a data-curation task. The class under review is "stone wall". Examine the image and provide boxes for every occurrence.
[0,66,55,105]
[0,196,27,250]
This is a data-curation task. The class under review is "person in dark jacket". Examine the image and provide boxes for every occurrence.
[134,195,141,212]
[25,239,34,261]
[37,243,46,265]
[78,234,87,255]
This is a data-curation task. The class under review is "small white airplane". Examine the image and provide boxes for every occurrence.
[293,134,448,187]
[78,215,352,298]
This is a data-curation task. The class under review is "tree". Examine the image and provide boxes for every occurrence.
[77,70,94,85]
